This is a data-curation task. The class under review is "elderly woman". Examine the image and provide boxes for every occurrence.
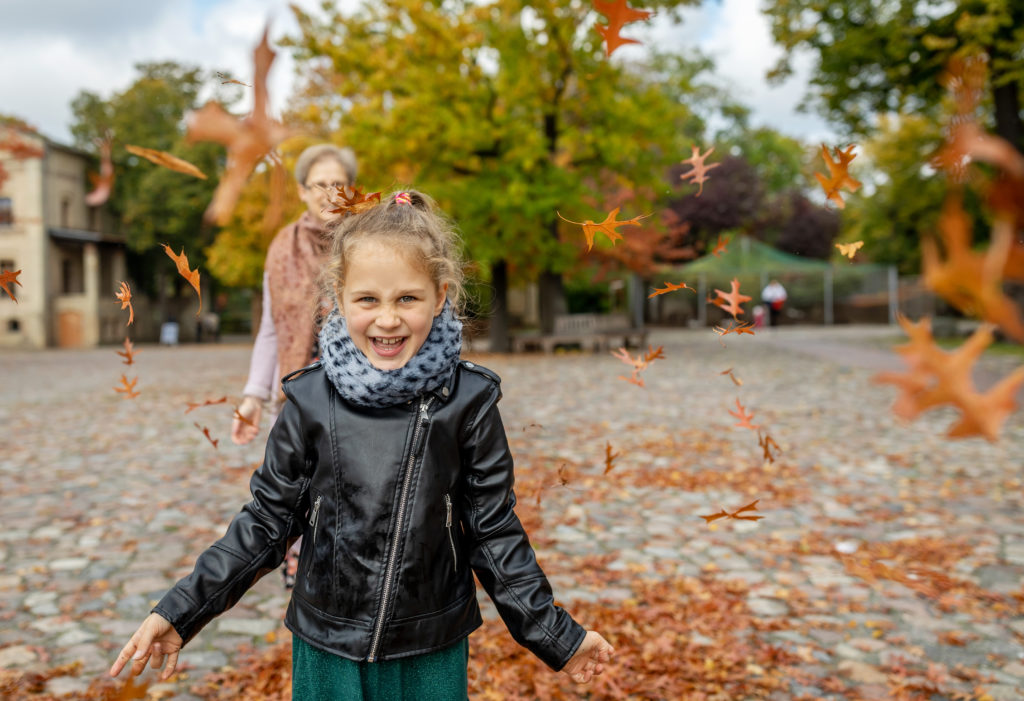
[232,144,358,586]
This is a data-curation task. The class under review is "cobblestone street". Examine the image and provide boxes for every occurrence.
[2,326,1023,699]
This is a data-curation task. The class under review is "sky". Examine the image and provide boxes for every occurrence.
[0,0,834,146]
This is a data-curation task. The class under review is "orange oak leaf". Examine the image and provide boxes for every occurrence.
[648,281,694,298]
[0,268,23,303]
[873,315,1024,441]
[125,144,207,180]
[836,241,864,259]
[701,499,763,524]
[186,26,292,225]
[161,244,202,315]
[758,431,781,463]
[921,194,1024,342]
[193,422,219,449]
[114,374,139,399]
[720,367,743,386]
[712,278,752,319]
[558,208,651,252]
[232,406,256,428]
[612,345,663,386]
[604,441,620,475]
[216,72,252,88]
[114,281,134,326]
[679,145,720,197]
[700,509,728,524]
[325,184,382,216]
[184,397,229,414]
[728,397,759,430]
[85,135,115,206]
[711,233,731,258]
[593,0,652,57]
[116,337,139,366]
[814,144,861,208]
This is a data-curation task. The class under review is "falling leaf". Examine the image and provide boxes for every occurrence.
[836,241,864,259]
[712,278,753,319]
[125,144,207,180]
[116,337,139,366]
[758,431,781,463]
[873,315,1024,441]
[603,441,620,475]
[720,367,743,386]
[700,499,763,525]
[728,397,759,430]
[647,281,695,298]
[114,375,140,399]
[711,233,731,258]
[678,145,720,197]
[592,0,652,57]
[612,345,664,386]
[193,422,219,449]
[558,208,651,252]
[85,134,115,206]
[713,320,755,337]
[161,244,202,315]
[184,397,229,414]
[324,184,382,216]
[233,406,256,427]
[114,281,134,326]
[216,72,252,88]
[0,268,23,303]
[186,26,292,224]
[814,144,861,208]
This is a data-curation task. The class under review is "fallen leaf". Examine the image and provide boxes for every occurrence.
[125,144,207,180]
[558,207,651,252]
[679,145,720,197]
[114,281,134,326]
[604,441,620,475]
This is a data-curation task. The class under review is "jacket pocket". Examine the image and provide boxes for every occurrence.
[444,493,457,573]
[304,492,323,579]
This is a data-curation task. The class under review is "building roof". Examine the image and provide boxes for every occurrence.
[675,235,832,275]
[49,227,124,245]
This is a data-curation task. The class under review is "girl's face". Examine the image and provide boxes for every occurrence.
[299,159,350,224]
[337,240,446,371]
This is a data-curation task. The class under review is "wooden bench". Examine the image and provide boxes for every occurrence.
[510,313,647,353]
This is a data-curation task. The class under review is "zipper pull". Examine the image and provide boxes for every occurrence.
[309,494,322,528]
[444,493,452,528]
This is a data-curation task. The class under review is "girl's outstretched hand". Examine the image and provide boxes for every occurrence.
[562,630,614,684]
[109,613,183,681]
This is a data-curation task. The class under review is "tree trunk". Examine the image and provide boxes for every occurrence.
[538,270,567,334]
[487,259,510,352]
[992,79,1022,154]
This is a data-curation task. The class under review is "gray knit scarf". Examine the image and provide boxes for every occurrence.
[318,301,463,408]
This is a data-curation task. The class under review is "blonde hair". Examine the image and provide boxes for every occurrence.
[319,190,466,315]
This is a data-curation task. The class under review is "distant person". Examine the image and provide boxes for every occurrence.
[232,143,358,587]
[109,190,615,699]
[761,279,787,327]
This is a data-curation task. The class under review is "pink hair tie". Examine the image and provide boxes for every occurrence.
[395,192,412,206]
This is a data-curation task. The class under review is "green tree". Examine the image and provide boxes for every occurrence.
[764,0,1024,151]
[285,0,706,347]
[69,61,229,303]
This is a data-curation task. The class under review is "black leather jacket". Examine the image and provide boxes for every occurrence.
[154,359,585,670]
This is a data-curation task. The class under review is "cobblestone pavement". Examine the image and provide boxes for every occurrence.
[1,325,1023,699]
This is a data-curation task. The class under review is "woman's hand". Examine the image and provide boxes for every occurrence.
[109,613,183,681]
[562,630,614,684]
[231,395,262,445]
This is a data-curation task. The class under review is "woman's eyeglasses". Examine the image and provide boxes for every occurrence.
[305,181,347,191]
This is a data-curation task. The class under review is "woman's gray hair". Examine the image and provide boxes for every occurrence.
[294,144,358,186]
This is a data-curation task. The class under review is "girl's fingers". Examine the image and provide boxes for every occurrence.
[160,649,180,681]
[110,640,137,677]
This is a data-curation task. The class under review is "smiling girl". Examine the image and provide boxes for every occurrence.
[110,190,614,699]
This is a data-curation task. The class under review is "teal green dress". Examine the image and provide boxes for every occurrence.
[291,634,469,701]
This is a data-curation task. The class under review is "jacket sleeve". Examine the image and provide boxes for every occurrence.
[152,396,310,644]
[459,384,586,671]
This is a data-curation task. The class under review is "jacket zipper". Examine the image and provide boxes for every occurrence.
[305,494,322,576]
[444,493,457,573]
[368,395,432,662]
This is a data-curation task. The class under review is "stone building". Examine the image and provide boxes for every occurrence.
[0,127,125,348]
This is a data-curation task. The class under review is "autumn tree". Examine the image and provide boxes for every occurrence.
[69,61,230,304]
[764,0,1024,153]
[284,0,705,348]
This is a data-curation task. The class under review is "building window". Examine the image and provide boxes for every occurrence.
[7,319,19,332]
[61,197,71,228]
[0,198,11,226]
[0,258,16,302]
